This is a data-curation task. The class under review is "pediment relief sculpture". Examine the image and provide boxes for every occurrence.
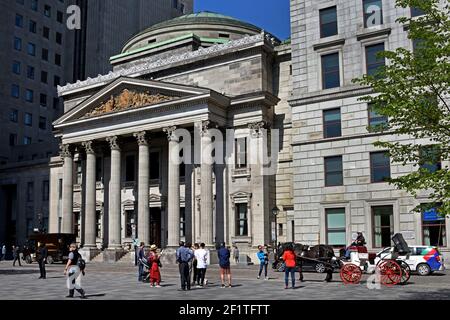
[83,89,174,118]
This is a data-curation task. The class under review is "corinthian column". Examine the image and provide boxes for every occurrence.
[163,126,180,247]
[106,136,122,249]
[82,141,97,248]
[60,144,73,234]
[200,121,215,246]
[134,131,150,245]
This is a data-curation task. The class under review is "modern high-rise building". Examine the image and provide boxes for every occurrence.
[0,0,192,250]
[289,0,449,261]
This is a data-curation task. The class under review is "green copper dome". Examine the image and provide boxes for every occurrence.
[136,11,261,36]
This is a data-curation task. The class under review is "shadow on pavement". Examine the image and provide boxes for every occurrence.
[0,269,38,275]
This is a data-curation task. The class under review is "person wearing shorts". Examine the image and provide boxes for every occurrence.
[217,242,232,288]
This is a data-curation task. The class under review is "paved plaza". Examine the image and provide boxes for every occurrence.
[0,261,449,300]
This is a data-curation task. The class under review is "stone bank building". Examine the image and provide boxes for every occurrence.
[49,12,294,260]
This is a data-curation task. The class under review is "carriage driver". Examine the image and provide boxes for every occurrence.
[344,232,366,259]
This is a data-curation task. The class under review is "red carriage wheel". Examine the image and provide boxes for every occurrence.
[340,263,362,284]
[377,260,402,286]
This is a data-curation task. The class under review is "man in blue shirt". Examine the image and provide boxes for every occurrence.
[218,243,232,288]
[256,245,269,280]
[176,242,194,290]
[137,242,145,282]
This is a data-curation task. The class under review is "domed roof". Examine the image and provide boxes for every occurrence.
[136,11,261,36]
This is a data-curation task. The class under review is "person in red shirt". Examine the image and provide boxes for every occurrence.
[148,245,161,287]
[282,244,297,289]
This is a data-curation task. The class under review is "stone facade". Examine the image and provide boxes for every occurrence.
[290,0,450,261]
[49,13,293,262]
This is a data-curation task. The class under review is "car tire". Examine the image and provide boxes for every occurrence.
[417,263,431,276]
[46,256,54,264]
[315,262,326,273]
[25,255,32,264]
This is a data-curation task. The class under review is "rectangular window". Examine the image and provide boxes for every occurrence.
[27,181,34,201]
[10,109,18,123]
[43,26,50,39]
[74,212,80,237]
[41,71,48,83]
[44,4,51,17]
[58,179,62,200]
[235,203,248,236]
[76,162,82,185]
[29,20,37,33]
[370,151,390,182]
[323,108,341,138]
[57,11,63,23]
[95,211,101,238]
[95,157,102,182]
[14,37,22,51]
[320,6,338,38]
[24,136,32,145]
[31,0,38,11]
[363,0,383,28]
[54,75,60,86]
[27,65,35,79]
[25,112,33,126]
[411,7,425,17]
[326,208,346,246]
[321,52,340,89]
[11,84,20,98]
[15,14,23,27]
[324,156,343,186]
[125,155,135,182]
[368,103,388,129]
[26,89,34,102]
[372,205,393,247]
[39,116,46,130]
[235,138,247,168]
[42,180,49,201]
[12,61,21,74]
[422,207,446,247]
[27,42,36,56]
[56,32,62,44]
[125,210,135,238]
[40,93,47,107]
[9,134,17,146]
[150,152,160,180]
[42,48,49,61]
[53,97,59,109]
[278,223,283,236]
[419,145,442,173]
[180,207,185,237]
[55,53,61,66]
[366,43,385,76]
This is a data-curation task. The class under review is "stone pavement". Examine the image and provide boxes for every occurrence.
[0,261,449,300]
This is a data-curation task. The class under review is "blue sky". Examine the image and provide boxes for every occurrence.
[194,0,291,40]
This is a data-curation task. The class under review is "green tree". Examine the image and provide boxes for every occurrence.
[354,0,450,216]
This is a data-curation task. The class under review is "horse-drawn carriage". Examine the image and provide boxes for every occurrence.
[339,233,411,285]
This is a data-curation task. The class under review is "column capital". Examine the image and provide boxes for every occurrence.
[106,136,121,150]
[81,140,96,154]
[248,121,270,138]
[200,120,219,137]
[163,126,178,142]
[133,131,149,146]
[59,144,73,158]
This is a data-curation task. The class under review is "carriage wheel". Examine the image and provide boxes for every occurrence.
[398,260,411,285]
[377,260,402,286]
[340,263,362,284]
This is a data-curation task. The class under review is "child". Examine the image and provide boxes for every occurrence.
[149,245,161,287]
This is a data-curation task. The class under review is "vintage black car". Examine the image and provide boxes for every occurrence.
[22,233,76,264]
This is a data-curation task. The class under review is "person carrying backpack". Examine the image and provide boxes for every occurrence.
[64,242,86,299]
[176,242,194,291]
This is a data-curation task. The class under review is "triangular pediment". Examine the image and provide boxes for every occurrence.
[54,77,213,125]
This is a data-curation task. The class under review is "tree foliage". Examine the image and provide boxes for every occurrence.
[353,0,450,216]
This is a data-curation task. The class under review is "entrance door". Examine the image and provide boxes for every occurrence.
[150,208,161,247]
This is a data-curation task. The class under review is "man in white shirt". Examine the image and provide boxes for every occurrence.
[194,243,209,287]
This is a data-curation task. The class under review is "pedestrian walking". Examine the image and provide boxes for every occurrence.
[232,244,239,264]
[12,245,21,266]
[192,243,199,286]
[282,243,296,289]
[37,242,48,279]
[176,241,194,291]
[137,242,145,282]
[218,242,232,288]
[64,243,86,298]
[194,243,209,287]
[1,244,6,261]
[148,245,161,287]
[256,245,269,280]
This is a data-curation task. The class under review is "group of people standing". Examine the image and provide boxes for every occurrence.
[137,242,162,287]
[0,244,23,266]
